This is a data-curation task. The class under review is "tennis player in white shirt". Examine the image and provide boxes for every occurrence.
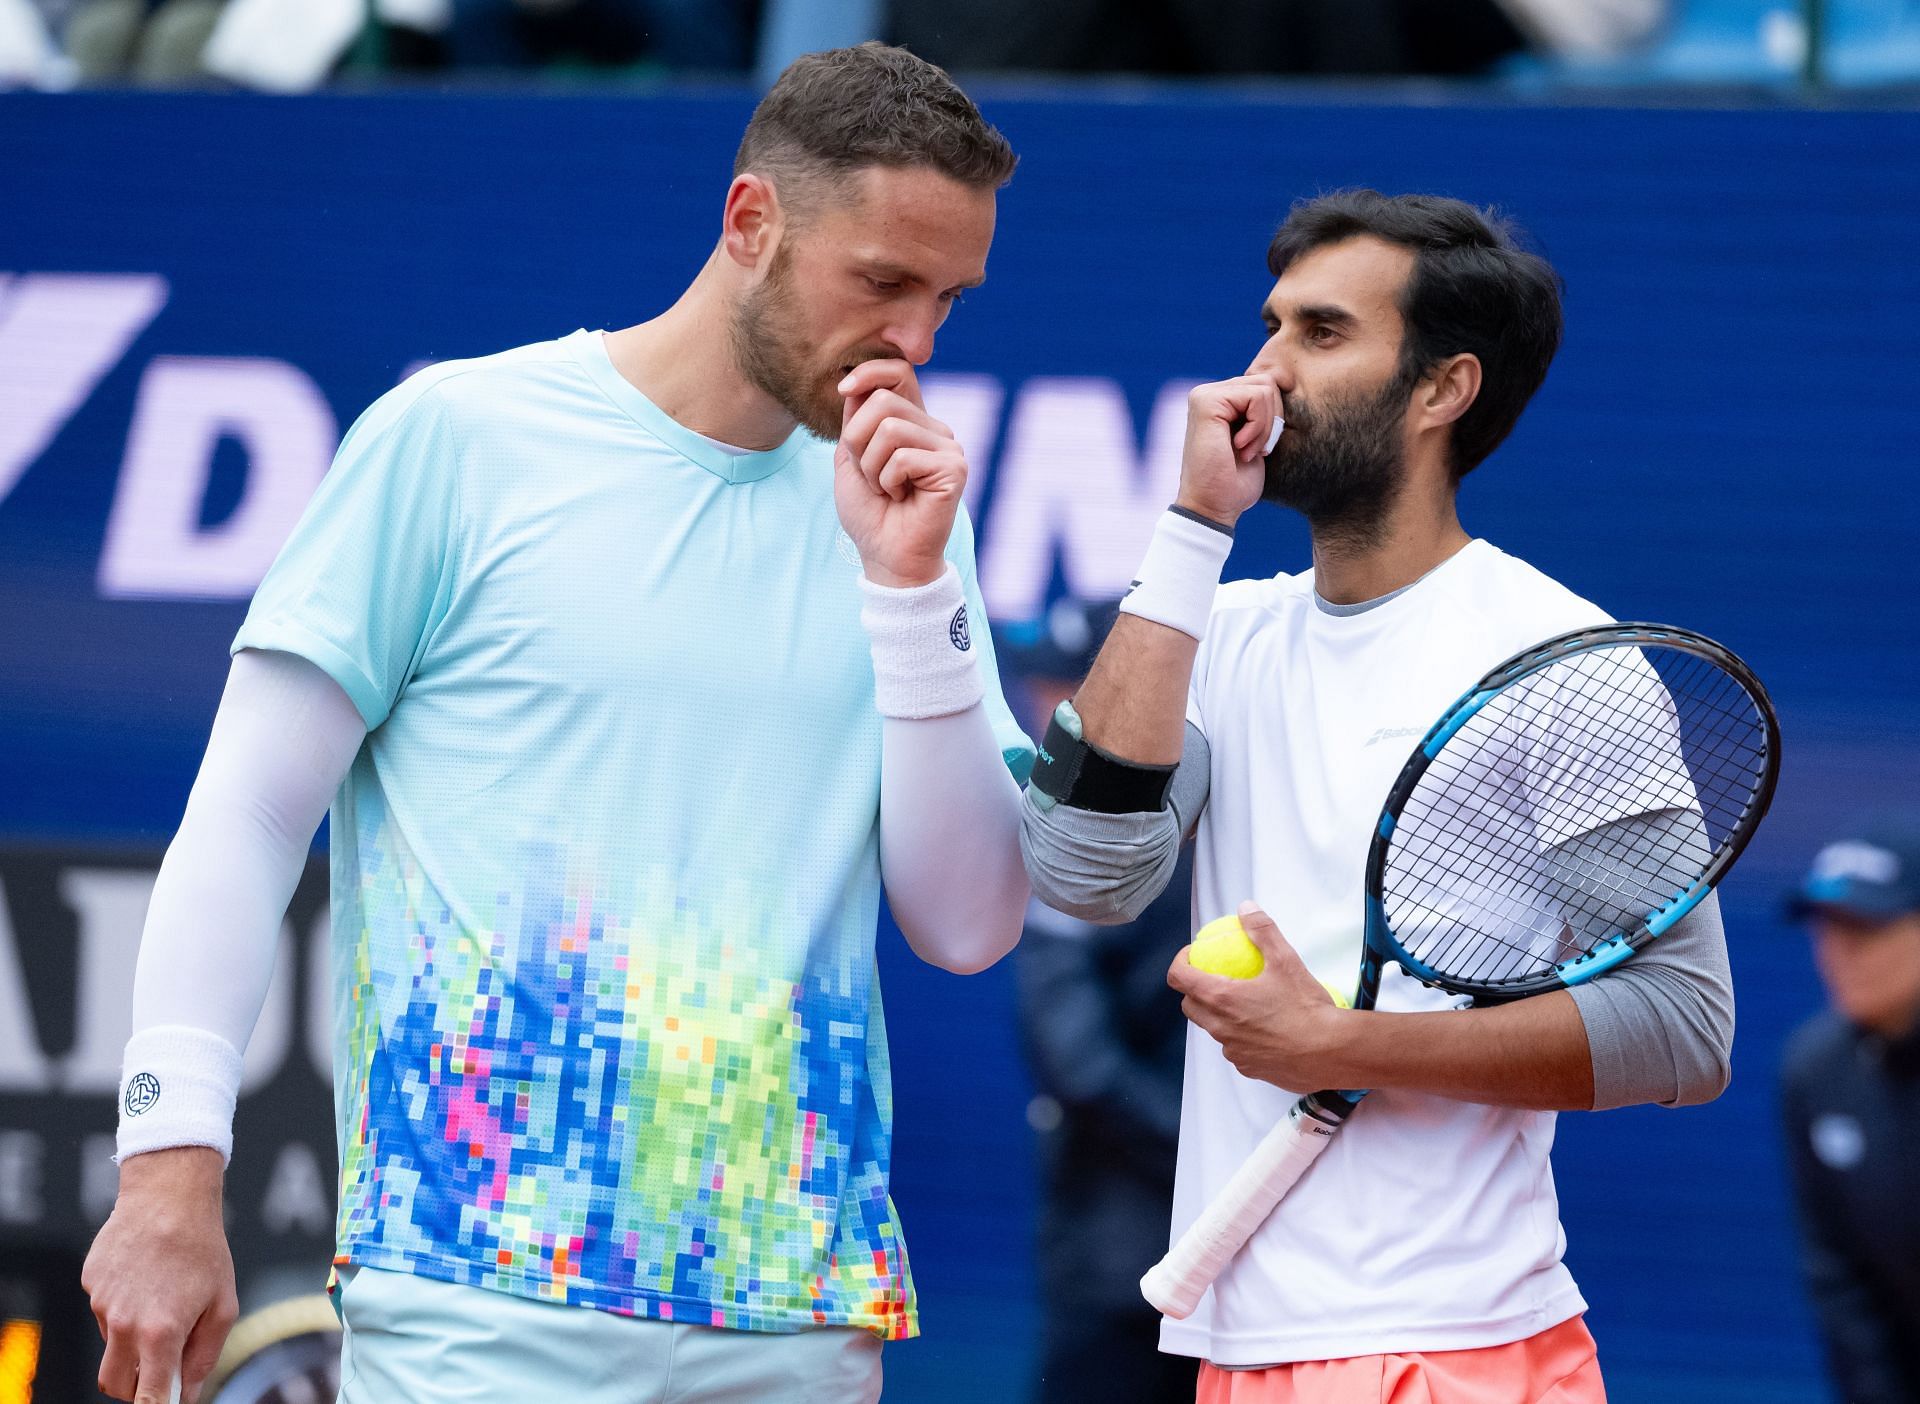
[1022,189,1735,1402]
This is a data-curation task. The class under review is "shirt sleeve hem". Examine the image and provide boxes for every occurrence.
[232,622,391,731]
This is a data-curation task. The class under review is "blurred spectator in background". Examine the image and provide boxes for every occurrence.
[65,0,219,83]
[997,597,1196,1404]
[10,0,1673,91]
[379,0,755,77]
[0,0,71,84]
[1780,810,1920,1404]
[39,0,757,92]
[893,0,1665,76]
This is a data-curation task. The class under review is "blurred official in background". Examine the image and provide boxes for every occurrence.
[1781,811,1920,1404]
[999,599,1197,1404]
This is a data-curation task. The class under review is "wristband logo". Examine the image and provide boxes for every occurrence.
[124,1071,162,1117]
[949,605,971,652]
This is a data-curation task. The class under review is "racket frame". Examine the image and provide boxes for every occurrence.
[1367,622,1781,1004]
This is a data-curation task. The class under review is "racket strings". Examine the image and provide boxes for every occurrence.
[1381,643,1771,990]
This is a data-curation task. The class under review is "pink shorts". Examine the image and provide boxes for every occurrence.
[1195,1315,1605,1404]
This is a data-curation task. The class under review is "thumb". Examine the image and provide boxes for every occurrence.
[1235,900,1306,975]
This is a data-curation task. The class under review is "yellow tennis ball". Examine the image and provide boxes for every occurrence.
[1189,915,1356,1007]
[1189,915,1264,980]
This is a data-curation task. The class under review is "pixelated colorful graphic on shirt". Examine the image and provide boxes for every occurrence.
[332,809,914,1337]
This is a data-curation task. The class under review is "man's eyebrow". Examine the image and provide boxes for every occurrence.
[1265,301,1360,330]
[862,260,987,292]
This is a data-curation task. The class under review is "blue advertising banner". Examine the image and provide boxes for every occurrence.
[5,88,1919,1401]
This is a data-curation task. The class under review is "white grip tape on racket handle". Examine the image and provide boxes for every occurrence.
[1141,1097,1339,1319]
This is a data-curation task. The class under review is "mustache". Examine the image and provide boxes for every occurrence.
[836,346,904,377]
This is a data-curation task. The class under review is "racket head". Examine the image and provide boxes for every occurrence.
[1361,623,1780,1004]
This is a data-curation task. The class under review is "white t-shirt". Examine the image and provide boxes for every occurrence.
[1164,538,1611,1366]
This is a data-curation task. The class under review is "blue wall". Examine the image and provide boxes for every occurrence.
[6,89,1919,1401]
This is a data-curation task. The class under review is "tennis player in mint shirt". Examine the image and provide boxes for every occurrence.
[83,44,1031,1404]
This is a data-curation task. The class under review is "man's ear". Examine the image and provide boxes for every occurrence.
[721,173,782,271]
[1420,353,1481,431]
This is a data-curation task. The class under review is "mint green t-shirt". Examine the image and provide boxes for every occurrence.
[235,330,1031,1338]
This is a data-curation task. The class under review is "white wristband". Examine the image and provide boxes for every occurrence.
[116,1024,245,1165]
[859,563,984,719]
[1118,508,1233,640]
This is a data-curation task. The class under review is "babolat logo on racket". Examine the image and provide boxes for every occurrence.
[949,605,971,652]
[1365,725,1425,748]
[124,1071,161,1116]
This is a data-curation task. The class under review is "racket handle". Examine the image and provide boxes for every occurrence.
[1141,1094,1348,1319]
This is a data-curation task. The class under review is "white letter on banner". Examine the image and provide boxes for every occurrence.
[56,869,154,1093]
[98,356,337,600]
[919,373,1005,518]
[0,1131,46,1224]
[0,273,168,510]
[56,868,294,1093]
[0,878,53,1091]
[978,378,1195,621]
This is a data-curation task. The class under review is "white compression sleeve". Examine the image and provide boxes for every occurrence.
[879,706,1029,974]
[859,563,1027,973]
[118,647,365,1162]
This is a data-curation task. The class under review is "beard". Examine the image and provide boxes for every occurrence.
[1262,365,1418,550]
[729,247,888,442]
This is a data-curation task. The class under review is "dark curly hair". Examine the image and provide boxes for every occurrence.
[1269,190,1563,479]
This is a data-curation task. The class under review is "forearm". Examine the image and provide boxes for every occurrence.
[120,648,362,1162]
[1073,509,1230,764]
[1326,991,1596,1109]
[1075,615,1200,765]
[880,704,1028,973]
[861,564,1027,973]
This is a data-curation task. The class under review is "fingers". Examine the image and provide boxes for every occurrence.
[838,395,965,505]
[179,1290,239,1404]
[1167,943,1202,994]
[133,1355,181,1404]
[1224,379,1283,464]
[859,416,950,484]
[1235,900,1304,971]
[96,1322,141,1400]
[87,1255,233,1403]
[838,358,924,409]
[841,388,951,472]
[876,447,965,503]
[98,1324,185,1404]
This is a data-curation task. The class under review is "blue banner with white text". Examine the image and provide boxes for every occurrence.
[4,89,1919,1401]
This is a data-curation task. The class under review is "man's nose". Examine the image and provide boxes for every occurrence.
[884,313,939,367]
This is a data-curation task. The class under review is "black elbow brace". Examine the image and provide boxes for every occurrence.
[1028,700,1177,815]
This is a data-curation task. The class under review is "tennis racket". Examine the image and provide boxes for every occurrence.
[1140,622,1780,1319]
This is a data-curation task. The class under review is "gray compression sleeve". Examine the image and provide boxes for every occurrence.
[1567,889,1732,1109]
[1018,723,1211,924]
[1546,809,1735,1109]
[1023,743,1734,1110]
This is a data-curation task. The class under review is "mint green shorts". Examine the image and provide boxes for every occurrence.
[336,1266,883,1404]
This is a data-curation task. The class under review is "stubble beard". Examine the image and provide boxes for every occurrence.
[729,248,844,441]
